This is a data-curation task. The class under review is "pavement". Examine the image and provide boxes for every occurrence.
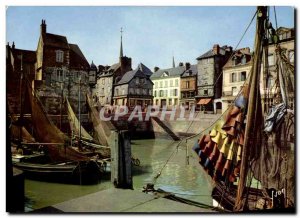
[32,188,215,213]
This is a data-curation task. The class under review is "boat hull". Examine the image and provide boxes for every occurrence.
[13,161,101,184]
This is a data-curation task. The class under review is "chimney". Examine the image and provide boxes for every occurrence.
[179,62,183,67]
[154,67,160,72]
[12,41,15,50]
[213,44,220,55]
[185,62,190,70]
[40,19,46,35]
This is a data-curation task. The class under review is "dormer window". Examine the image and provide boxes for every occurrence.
[56,50,64,63]
[241,55,246,64]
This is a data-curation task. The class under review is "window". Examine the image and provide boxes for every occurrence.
[154,90,157,97]
[102,79,105,85]
[204,89,208,95]
[231,73,237,82]
[56,69,63,82]
[136,88,140,95]
[288,50,294,63]
[268,54,275,66]
[170,80,173,87]
[175,79,179,86]
[159,90,163,97]
[164,80,168,88]
[174,89,178,97]
[149,90,152,95]
[56,50,64,63]
[186,81,190,89]
[143,89,147,95]
[164,90,168,97]
[160,81,163,88]
[122,89,125,95]
[129,88,134,94]
[168,99,172,105]
[232,87,238,96]
[232,57,238,66]
[141,78,145,84]
[136,78,139,84]
[240,71,246,81]
[115,88,119,95]
[155,82,157,88]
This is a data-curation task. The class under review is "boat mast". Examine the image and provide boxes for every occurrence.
[78,75,82,149]
[18,53,24,149]
[234,6,267,211]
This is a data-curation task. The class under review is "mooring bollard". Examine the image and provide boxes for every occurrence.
[111,130,133,189]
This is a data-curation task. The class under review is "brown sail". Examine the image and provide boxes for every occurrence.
[26,80,88,162]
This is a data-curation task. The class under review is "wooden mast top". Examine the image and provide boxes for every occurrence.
[234,6,268,211]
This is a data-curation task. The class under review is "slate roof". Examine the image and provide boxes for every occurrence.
[196,45,232,60]
[137,63,153,77]
[181,64,198,77]
[43,33,69,49]
[223,48,252,69]
[99,62,121,77]
[116,68,148,86]
[150,66,185,79]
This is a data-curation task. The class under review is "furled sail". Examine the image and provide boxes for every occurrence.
[86,94,115,147]
[66,97,93,141]
[26,80,88,162]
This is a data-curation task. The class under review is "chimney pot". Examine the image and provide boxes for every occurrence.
[213,44,220,55]
[154,67,159,72]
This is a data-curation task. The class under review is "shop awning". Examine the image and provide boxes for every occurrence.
[197,98,212,105]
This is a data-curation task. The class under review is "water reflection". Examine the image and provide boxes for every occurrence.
[25,138,213,210]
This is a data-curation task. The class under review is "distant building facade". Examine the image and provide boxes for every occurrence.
[196,44,232,113]
[113,63,153,107]
[221,47,252,113]
[180,63,198,109]
[151,63,185,109]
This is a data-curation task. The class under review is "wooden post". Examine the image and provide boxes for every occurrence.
[111,130,133,189]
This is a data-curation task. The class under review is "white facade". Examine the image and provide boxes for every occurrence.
[152,75,181,108]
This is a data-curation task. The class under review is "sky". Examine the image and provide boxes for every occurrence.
[6,6,294,71]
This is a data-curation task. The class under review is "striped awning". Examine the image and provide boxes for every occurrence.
[197,98,212,105]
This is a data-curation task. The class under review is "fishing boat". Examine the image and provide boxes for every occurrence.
[8,76,108,184]
[192,6,295,212]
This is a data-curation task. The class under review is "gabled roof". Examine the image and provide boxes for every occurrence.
[197,50,215,60]
[116,68,147,86]
[99,62,121,77]
[181,64,198,77]
[137,63,153,77]
[196,45,232,60]
[150,66,185,79]
[69,43,89,69]
[43,33,69,49]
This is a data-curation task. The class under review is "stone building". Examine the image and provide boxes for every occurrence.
[113,63,153,107]
[34,20,92,117]
[221,47,252,113]
[260,27,295,113]
[196,44,233,113]
[180,63,198,109]
[151,63,185,109]
[95,32,132,106]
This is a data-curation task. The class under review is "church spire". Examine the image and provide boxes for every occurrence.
[120,27,123,58]
[172,55,175,68]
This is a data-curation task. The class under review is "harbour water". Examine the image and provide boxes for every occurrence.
[25,138,213,211]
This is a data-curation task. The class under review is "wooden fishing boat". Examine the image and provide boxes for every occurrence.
[13,160,102,184]
[192,6,295,212]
